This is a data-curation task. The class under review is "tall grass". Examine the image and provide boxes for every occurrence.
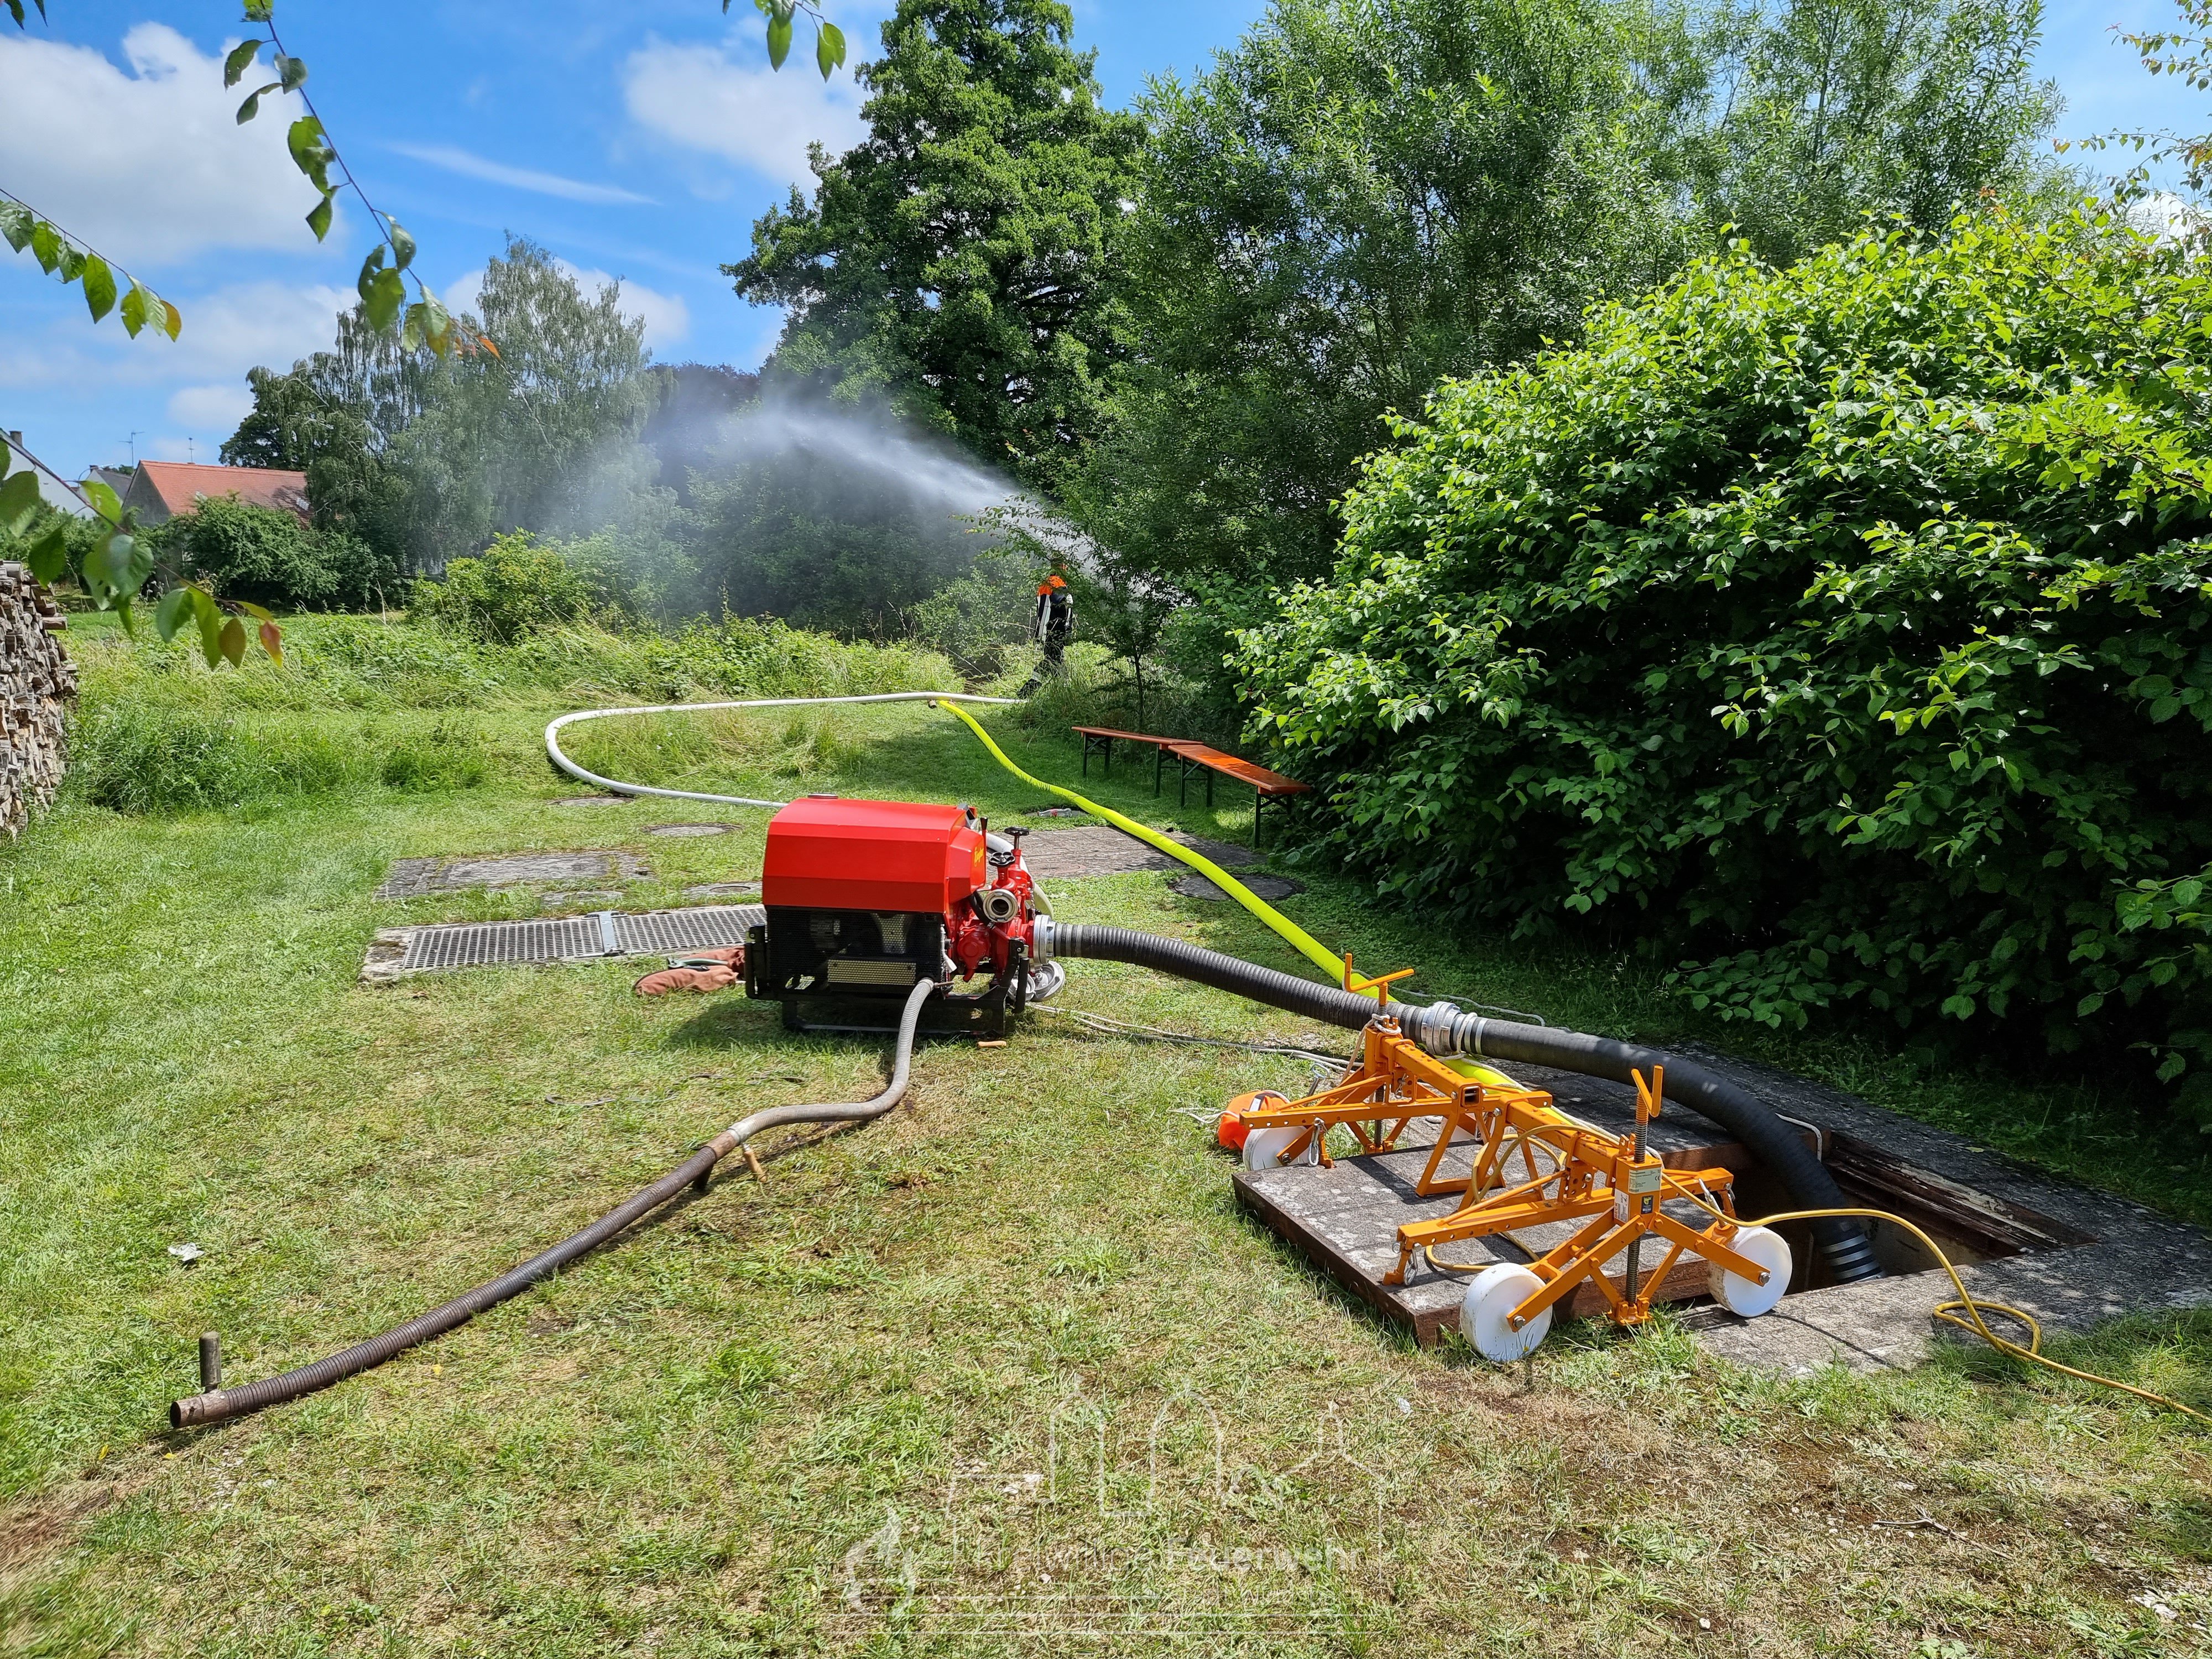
[60,613,964,816]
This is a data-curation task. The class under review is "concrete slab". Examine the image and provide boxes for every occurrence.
[1019,824,1255,879]
[376,850,648,900]
[1232,1047,2212,1374]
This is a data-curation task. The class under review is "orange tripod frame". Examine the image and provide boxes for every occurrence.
[1232,1019,1779,1332]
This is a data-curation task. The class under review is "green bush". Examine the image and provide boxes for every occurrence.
[410,530,604,642]
[1240,207,2212,1113]
[149,494,391,611]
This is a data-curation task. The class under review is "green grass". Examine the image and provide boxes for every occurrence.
[6,621,2212,1655]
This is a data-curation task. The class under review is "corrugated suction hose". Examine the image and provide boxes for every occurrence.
[1040,922,1881,1284]
[171,978,937,1428]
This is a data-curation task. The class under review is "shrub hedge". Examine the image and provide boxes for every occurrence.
[1239,207,2212,1114]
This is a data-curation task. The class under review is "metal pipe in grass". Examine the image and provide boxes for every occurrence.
[171,979,937,1429]
[544,691,1019,808]
[1036,921,1882,1285]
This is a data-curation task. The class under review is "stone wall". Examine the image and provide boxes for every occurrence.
[0,562,74,837]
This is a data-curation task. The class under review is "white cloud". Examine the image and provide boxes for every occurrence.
[0,23,337,265]
[167,382,255,432]
[621,37,866,187]
[444,261,690,353]
[0,279,349,396]
[387,142,657,205]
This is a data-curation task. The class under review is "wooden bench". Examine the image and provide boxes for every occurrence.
[1072,725,1185,792]
[1164,743,1312,848]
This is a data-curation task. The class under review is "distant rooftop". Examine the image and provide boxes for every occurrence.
[122,461,310,527]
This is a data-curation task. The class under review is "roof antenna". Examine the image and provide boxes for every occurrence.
[124,430,139,466]
[187,437,196,465]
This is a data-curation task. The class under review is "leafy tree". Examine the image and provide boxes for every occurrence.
[1068,0,1700,597]
[641,363,762,504]
[1684,0,2066,267]
[1239,206,2212,1114]
[682,422,980,634]
[396,238,657,571]
[147,495,367,612]
[730,0,1145,484]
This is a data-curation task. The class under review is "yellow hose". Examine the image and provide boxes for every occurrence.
[933,701,1357,985]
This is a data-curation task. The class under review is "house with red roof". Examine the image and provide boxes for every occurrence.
[119,461,310,528]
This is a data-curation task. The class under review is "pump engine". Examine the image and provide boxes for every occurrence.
[745,794,1041,1035]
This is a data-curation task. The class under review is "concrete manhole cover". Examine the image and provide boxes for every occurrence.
[1171,872,1306,902]
[687,881,761,899]
[646,823,733,837]
[377,850,648,899]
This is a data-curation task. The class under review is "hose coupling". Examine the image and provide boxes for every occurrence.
[1030,915,1058,961]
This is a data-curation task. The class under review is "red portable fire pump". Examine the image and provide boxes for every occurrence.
[744,795,1044,1035]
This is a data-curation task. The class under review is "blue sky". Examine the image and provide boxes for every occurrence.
[0,0,2199,479]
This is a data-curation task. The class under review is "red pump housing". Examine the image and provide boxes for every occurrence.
[752,795,1041,1033]
[763,796,985,913]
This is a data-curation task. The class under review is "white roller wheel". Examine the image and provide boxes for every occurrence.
[1707,1225,1793,1318]
[1459,1264,1551,1362]
[1241,1125,1319,1170]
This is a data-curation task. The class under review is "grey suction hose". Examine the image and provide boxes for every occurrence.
[1038,922,1881,1284]
[171,979,937,1428]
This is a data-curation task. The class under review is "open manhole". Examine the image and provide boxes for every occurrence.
[1232,1052,2206,1374]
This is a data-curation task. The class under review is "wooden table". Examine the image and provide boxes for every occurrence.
[1163,742,1312,847]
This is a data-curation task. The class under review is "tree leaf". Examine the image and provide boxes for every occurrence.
[275,51,307,91]
[81,530,132,605]
[237,84,278,124]
[356,243,386,298]
[219,615,247,668]
[29,219,61,273]
[232,599,274,622]
[305,190,333,242]
[53,241,82,281]
[287,116,331,191]
[79,254,115,322]
[768,10,792,69]
[118,281,148,338]
[154,585,194,643]
[387,220,416,271]
[258,619,284,666]
[0,201,31,253]
[79,477,121,523]
[364,264,404,331]
[223,38,262,87]
[0,467,39,534]
[401,300,426,351]
[816,20,844,77]
[160,298,181,340]
[24,520,69,585]
[191,588,224,667]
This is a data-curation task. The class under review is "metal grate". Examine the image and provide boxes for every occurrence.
[398,905,764,973]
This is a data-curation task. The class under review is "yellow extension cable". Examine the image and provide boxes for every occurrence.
[938,702,2208,1428]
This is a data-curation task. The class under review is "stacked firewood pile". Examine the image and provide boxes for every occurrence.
[0,561,74,837]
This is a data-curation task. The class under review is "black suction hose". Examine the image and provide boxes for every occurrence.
[1044,923,1881,1283]
[171,979,938,1428]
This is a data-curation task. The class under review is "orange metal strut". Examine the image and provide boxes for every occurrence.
[1232,1019,1781,1332]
